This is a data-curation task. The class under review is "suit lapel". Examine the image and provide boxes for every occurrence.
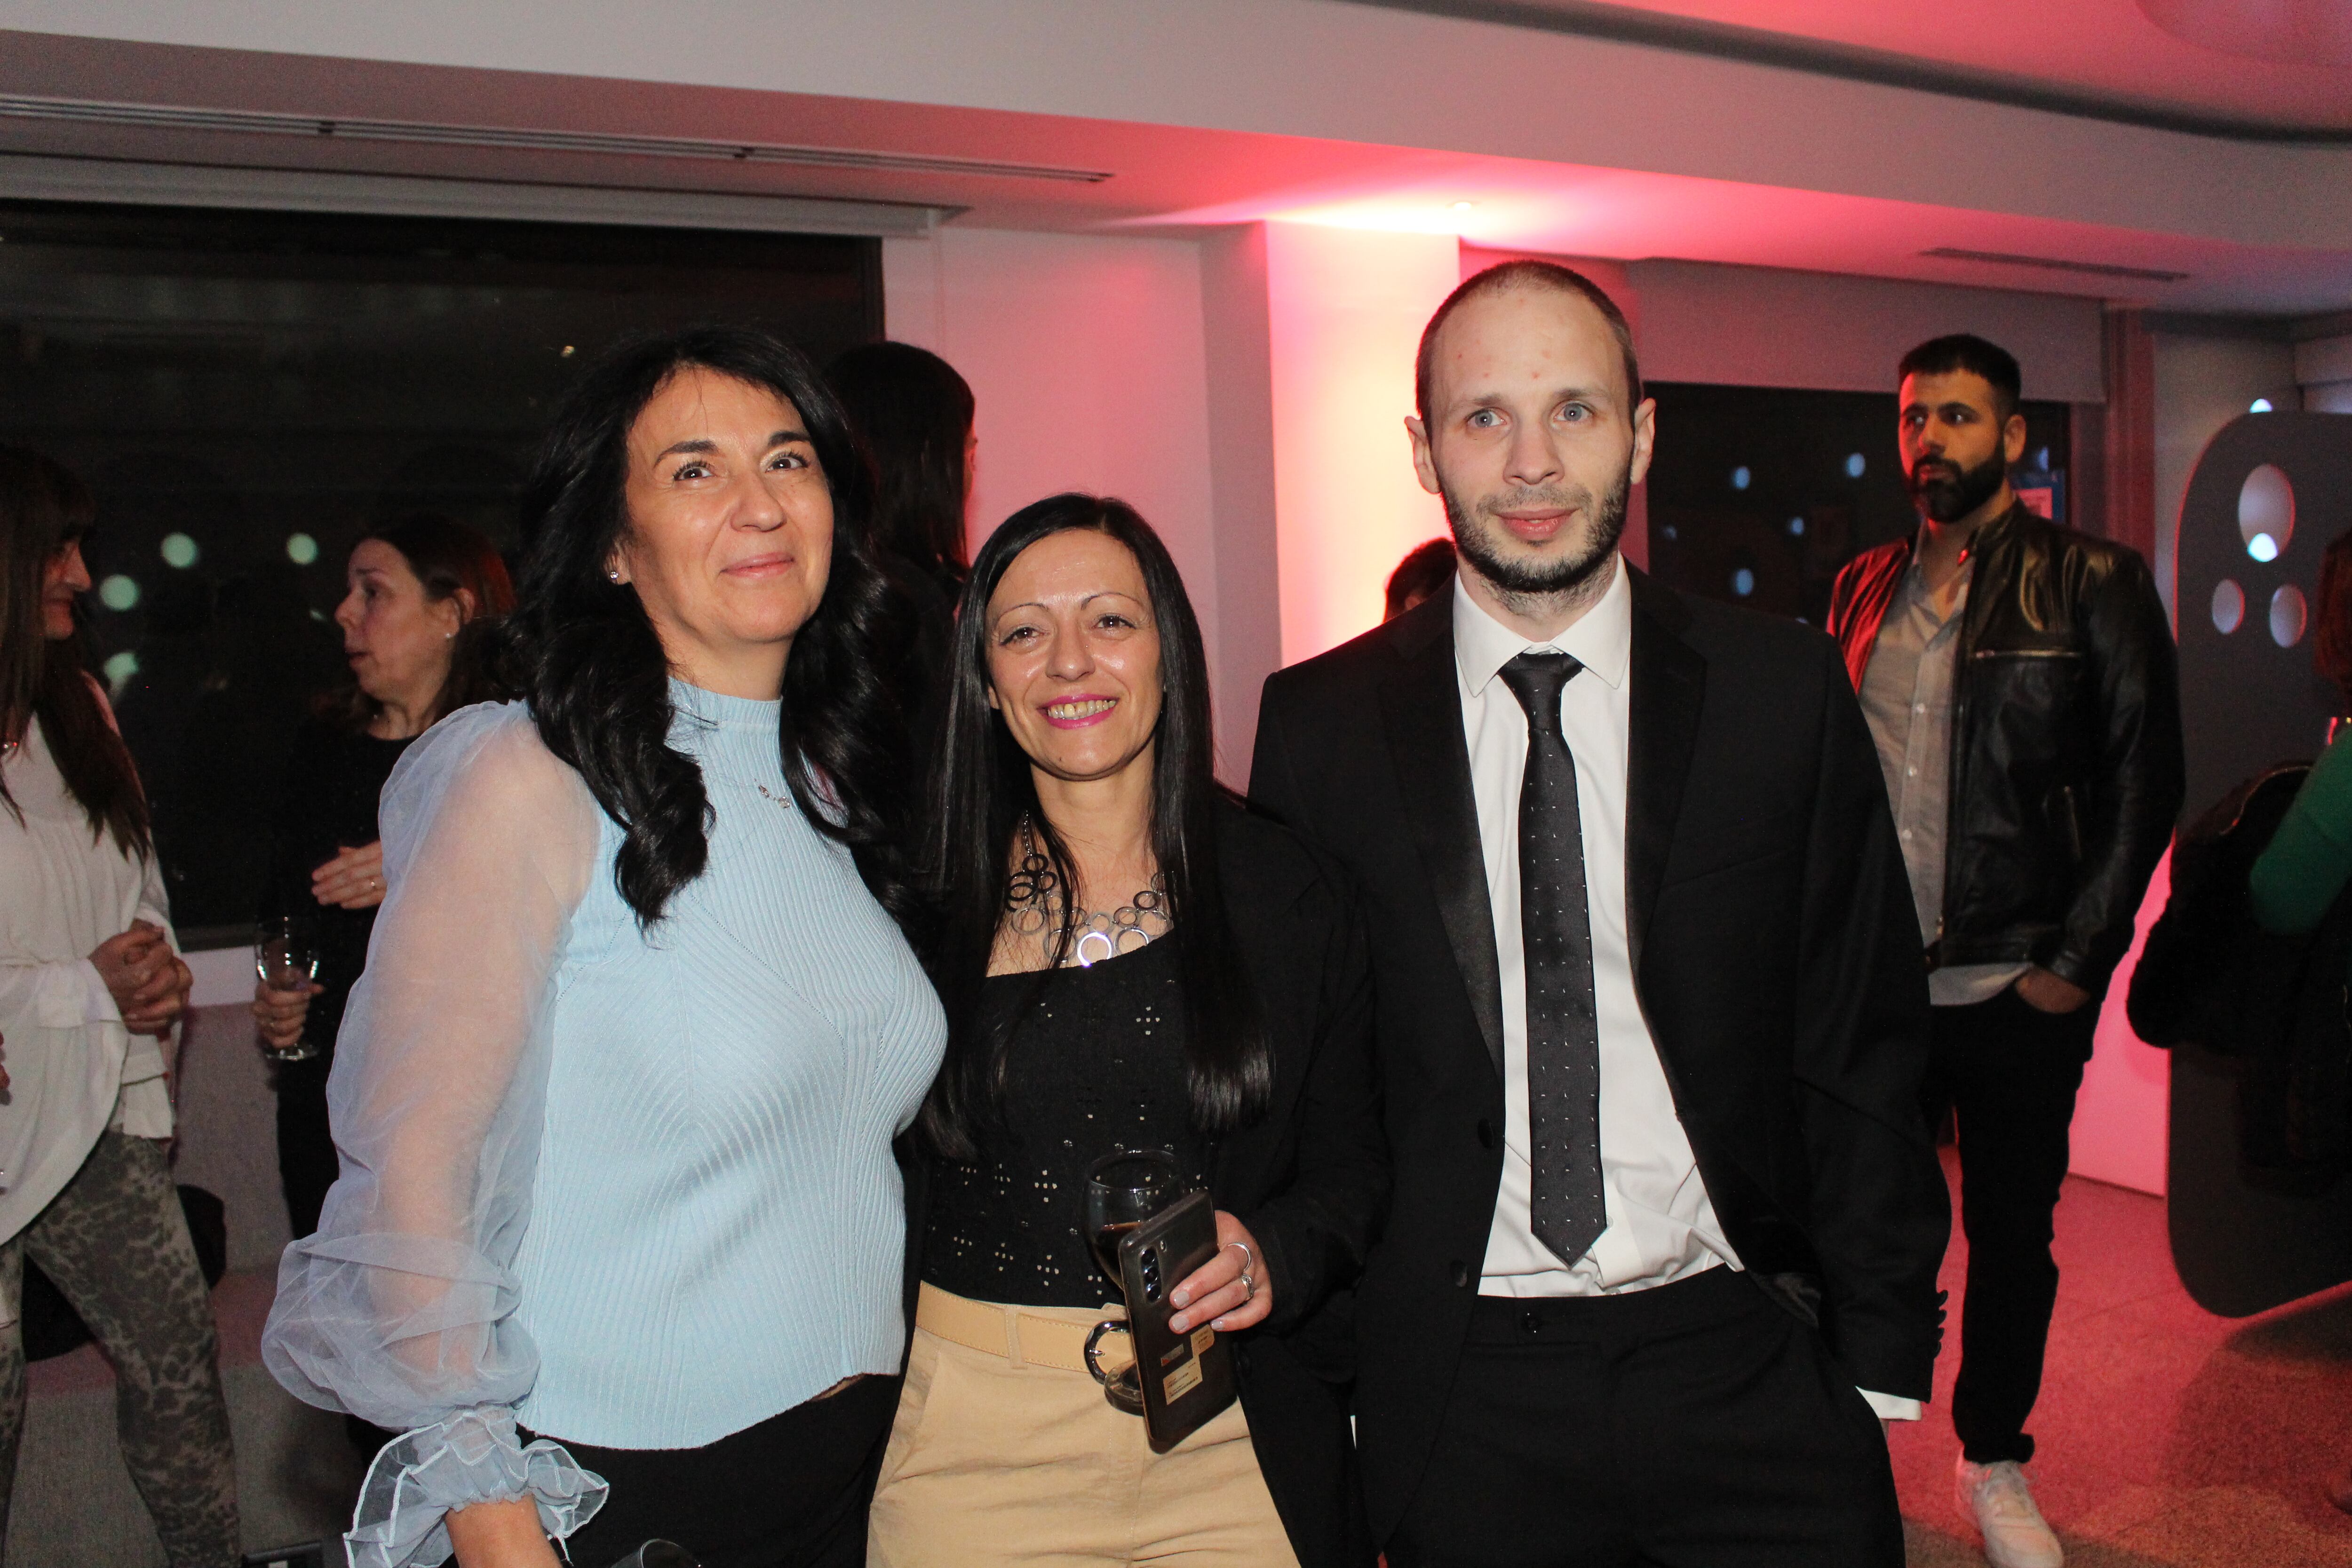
[1625,571,1707,976]
[1377,605,1507,1078]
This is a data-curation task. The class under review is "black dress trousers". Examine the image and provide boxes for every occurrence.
[1921,986,2096,1465]
[1386,1268,1902,1568]
[543,1373,901,1568]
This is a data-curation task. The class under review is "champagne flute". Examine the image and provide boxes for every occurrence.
[254,915,321,1063]
[1084,1148,1181,1414]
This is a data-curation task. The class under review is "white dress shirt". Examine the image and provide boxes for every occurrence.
[1454,557,1920,1419]
[1456,558,1734,1299]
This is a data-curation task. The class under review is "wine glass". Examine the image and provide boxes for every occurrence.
[253,915,321,1063]
[1083,1148,1181,1414]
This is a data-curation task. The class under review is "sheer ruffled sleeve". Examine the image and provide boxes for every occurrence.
[261,703,609,1568]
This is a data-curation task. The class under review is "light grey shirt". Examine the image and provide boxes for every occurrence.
[1855,545,2026,1008]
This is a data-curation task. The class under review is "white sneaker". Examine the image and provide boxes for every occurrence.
[1955,1457,2064,1568]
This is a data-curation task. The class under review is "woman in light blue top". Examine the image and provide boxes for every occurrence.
[262,327,946,1568]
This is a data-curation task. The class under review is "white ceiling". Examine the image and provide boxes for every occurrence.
[1372,0,2352,133]
[0,2,2346,315]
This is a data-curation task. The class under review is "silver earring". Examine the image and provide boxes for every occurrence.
[608,570,622,583]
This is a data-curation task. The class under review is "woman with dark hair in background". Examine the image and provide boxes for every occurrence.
[827,342,975,716]
[867,494,1385,1568]
[251,514,515,1244]
[826,341,975,603]
[0,446,237,1564]
[262,328,944,1568]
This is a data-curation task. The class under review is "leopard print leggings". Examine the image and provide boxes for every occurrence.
[0,1130,240,1567]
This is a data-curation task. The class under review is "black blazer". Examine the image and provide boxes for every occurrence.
[1248,571,1947,1543]
[900,800,1387,1568]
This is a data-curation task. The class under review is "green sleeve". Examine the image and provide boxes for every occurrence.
[2250,734,2352,935]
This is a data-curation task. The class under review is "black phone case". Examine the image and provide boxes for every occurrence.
[1119,1188,1240,1453]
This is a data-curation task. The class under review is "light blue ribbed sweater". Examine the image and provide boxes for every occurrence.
[509,681,944,1448]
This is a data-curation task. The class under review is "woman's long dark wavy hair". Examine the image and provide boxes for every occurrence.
[826,341,974,594]
[918,493,1269,1158]
[320,512,516,733]
[0,446,149,857]
[510,326,915,928]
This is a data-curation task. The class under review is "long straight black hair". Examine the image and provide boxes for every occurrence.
[918,493,1269,1158]
[510,326,915,928]
[0,446,149,857]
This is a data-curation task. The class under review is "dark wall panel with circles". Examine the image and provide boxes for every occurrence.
[2176,413,2350,816]
[2167,410,2352,1318]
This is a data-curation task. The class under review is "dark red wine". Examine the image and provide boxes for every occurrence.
[1093,1221,1141,1282]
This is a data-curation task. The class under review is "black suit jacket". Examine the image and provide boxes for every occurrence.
[1248,571,1947,1541]
[901,801,1387,1568]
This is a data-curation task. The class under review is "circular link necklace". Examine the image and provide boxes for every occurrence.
[1004,819,1170,967]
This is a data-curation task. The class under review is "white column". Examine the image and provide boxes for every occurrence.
[1262,222,1461,667]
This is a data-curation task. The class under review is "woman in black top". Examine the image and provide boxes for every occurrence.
[250,515,512,1239]
[870,494,1386,1568]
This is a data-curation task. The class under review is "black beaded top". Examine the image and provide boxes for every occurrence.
[922,938,1214,1308]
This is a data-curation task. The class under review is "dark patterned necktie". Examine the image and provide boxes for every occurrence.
[1496,652,1607,1267]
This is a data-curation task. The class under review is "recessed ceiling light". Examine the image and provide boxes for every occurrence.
[1922,247,2189,283]
[1449,201,1477,213]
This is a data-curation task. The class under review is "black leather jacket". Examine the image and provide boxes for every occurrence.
[1828,503,2184,995]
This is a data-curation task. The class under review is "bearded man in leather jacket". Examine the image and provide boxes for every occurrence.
[1828,334,2182,1568]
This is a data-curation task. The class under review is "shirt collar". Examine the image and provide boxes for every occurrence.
[1453,551,1632,700]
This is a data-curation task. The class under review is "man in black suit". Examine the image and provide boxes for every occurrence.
[1249,261,1950,1566]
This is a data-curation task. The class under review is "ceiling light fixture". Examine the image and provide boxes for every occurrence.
[0,93,1118,184]
[1921,247,2190,283]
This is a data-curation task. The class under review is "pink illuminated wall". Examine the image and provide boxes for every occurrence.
[1263,222,1459,665]
[2072,852,2174,1195]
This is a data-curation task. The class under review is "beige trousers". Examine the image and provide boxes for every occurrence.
[866,1294,1299,1568]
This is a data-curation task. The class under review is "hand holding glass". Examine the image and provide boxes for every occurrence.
[1083,1148,1181,1414]
[253,917,321,1062]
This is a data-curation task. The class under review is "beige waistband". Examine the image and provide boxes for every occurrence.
[915,1282,1133,1374]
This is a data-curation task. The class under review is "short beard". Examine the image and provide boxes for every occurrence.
[1442,462,1630,620]
[1907,446,2007,525]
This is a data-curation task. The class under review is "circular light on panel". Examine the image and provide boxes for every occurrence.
[1731,567,1756,597]
[2238,464,2294,560]
[1787,516,1805,536]
[285,532,320,565]
[2211,579,2244,634]
[97,574,140,611]
[1845,453,1867,478]
[1731,466,1751,491]
[2272,584,2308,648]
[159,532,199,569]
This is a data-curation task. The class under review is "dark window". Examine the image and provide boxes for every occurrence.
[0,200,880,942]
[1644,382,2070,624]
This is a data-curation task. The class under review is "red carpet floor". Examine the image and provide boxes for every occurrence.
[1893,1153,2352,1567]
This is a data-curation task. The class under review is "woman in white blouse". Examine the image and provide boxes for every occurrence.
[0,446,236,1564]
